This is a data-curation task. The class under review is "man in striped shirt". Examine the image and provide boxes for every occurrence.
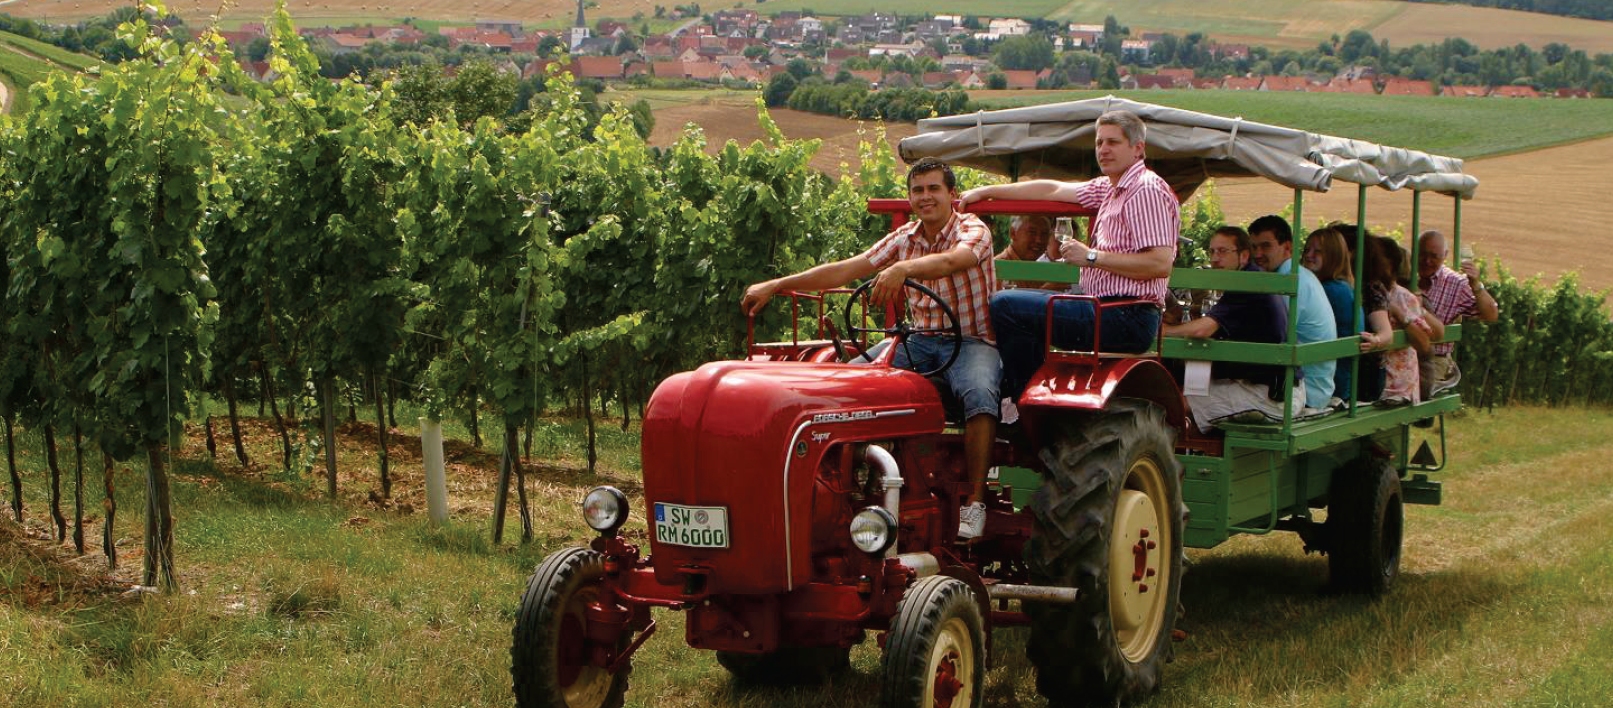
[960,110,1178,413]
[1416,230,1499,397]
[742,157,1001,540]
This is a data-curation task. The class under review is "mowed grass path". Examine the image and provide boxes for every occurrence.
[2,403,1610,706]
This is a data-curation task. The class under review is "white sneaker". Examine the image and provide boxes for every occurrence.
[958,501,986,540]
[999,397,1020,425]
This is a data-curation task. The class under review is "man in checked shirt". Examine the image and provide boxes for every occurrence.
[961,110,1179,419]
[742,157,1002,540]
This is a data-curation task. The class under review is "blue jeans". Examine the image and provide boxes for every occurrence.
[991,289,1162,400]
[890,334,1002,420]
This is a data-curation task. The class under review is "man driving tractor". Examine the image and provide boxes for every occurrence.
[741,157,1001,540]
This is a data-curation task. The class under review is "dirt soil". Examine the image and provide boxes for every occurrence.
[0,413,623,596]
[646,103,916,179]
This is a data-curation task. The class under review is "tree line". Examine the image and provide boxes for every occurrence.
[981,23,1613,95]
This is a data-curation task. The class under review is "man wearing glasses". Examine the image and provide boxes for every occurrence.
[1163,226,1298,432]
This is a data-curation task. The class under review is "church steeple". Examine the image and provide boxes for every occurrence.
[568,0,591,51]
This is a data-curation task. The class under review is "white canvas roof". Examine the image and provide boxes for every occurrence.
[898,95,1479,200]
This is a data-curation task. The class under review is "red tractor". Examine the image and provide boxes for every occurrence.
[513,97,1471,707]
[511,194,1188,708]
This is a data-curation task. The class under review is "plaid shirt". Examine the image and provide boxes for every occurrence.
[1421,265,1477,356]
[1071,161,1180,306]
[863,211,996,342]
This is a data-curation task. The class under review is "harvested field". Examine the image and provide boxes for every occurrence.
[1371,3,1613,53]
[643,98,915,181]
[1212,135,1613,292]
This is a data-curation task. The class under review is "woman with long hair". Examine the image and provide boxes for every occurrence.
[1302,226,1359,401]
[1358,235,1444,406]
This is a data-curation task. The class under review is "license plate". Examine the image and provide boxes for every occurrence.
[654,503,730,548]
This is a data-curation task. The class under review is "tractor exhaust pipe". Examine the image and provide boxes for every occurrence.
[864,445,902,557]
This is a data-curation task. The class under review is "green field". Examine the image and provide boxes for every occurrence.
[972,89,1613,160]
[0,31,101,72]
[2,402,1611,707]
[0,30,99,114]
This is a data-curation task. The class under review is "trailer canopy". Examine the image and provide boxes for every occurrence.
[897,96,1478,201]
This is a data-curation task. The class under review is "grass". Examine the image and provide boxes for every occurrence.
[969,89,1613,160]
[0,30,102,115]
[608,87,756,111]
[0,32,102,73]
[2,402,1612,707]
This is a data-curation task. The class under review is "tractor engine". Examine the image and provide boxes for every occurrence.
[640,359,952,651]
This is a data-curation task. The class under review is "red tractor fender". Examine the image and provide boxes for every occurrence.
[1017,356,1189,438]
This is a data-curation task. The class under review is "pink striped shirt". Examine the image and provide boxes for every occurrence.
[863,211,997,342]
[1421,265,1477,356]
[1071,161,1180,305]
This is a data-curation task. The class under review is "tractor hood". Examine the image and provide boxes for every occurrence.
[642,360,945,594]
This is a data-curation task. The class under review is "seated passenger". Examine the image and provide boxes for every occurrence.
[1249,215,1336,411]
[1163,226,1303,432]
[1358,236,1444,407]
[1302,226,1363,401]
[1416,229,1500,398]
[994,214,1062,290]
[959,110,1176,414]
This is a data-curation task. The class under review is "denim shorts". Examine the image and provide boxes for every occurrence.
[890,334,1002,421]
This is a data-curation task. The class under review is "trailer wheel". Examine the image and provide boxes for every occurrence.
[880,575,985,708]
[1025,401,1185,707]
[715,645,853,685]
[1327,457,1403,595]
[512,547,630,708]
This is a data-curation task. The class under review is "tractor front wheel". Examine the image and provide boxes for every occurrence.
[512,547,631,708]
[880,575,985,708]
[1025,400,1185,707]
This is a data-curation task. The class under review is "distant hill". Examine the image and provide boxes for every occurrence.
[755,0,1613,53]
[5,0,1613,54]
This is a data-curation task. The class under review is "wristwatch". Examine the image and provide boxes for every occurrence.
[1085,249,1099,265]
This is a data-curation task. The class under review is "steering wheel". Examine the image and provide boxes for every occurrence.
[842,278,964,378]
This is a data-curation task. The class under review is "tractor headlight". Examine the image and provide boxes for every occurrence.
[849,507,898,554]
[582,486,629,533]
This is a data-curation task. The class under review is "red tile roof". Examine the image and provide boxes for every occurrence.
[1380,78,1434,96]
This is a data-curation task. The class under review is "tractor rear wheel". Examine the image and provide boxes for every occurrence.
[512,547,631,708]
[1024,401,1185,707]
[1327,456,1403,595]
[715,645,853,685]
[880,575,985,708]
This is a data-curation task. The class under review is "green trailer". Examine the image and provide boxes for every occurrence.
[905,97,1479,594]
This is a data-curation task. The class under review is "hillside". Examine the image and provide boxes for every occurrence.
[7,0,1613,52]
[0,29,94,114]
